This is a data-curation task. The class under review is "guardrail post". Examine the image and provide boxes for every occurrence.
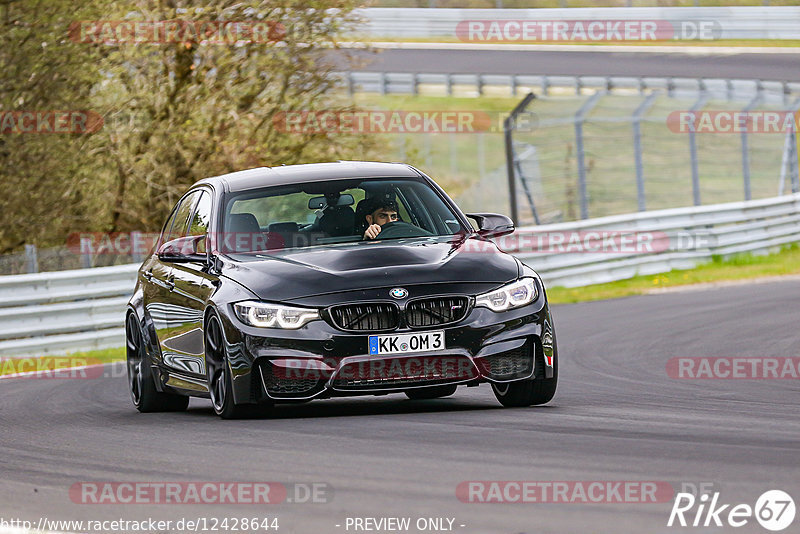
[347,72,355,97]
[510,75,517,98]
[380,72,387,96]
[792,129,800,194]
[574,92,604,220]
[412,73,419,96]
[632,93,658,212]
[541,75,549,97]
[446,73,453,97]
[477,74,484,96]
[131,231,145,263]
[24,244,38,274]
[80,238,93,269]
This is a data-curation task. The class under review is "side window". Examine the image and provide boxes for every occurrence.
[165,191,201,243]
[188,191,212,253]
[159,203,182,248]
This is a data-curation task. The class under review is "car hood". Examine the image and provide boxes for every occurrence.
[221,235,519,302]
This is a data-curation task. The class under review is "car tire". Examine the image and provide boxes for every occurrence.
[126,313,189,413]
[491,350,557,407]
[205,312,272,420]
[405,384,458,400]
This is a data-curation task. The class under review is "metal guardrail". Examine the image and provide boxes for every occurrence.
[0,264,138,357]
[516,192,800,287]
[355,7,800,40]
[342,71,800,105]
[1,193,799,357]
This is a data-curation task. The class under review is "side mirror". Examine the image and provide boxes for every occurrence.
[157,235,207,263]
[466,213,515,238]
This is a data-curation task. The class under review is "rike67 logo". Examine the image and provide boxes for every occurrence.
[668,490,795,531]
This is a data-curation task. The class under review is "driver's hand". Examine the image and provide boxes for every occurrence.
[364,224,382,240]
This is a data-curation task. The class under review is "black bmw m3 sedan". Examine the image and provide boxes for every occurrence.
[126,161,558,418]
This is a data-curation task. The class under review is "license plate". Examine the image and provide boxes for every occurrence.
[368,331,445,355]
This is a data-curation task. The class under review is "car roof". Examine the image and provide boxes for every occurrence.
[193,161,423,193]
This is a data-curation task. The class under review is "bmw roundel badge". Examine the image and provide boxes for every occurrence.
[390,287,408,299]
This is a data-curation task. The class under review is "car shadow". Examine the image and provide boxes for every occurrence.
[181,394,516,420]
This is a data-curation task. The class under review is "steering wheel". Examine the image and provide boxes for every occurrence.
[374,221,433,239]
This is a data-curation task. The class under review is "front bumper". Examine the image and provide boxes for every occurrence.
[217,290,557,404]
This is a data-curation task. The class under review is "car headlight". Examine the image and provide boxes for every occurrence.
[233,301,319,329]
[475,278,538,312]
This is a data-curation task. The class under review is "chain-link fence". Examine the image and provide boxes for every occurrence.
[352,74,800,226]
[502,92,799,225]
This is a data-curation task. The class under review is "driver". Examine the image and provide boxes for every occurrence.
[362,198,399,239]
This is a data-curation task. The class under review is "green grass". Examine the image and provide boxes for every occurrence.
[0,347,125,377]
[546,244,800,304]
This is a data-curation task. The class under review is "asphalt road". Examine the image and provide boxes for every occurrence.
[1,279,798,534]
[341,47,800,82]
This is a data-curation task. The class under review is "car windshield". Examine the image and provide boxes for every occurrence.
[219,177,466,253]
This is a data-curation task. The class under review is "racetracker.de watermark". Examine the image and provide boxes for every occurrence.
[456,481,674,503]
[271,356,477,382]
[667,111,800,134]
[0,111,103,135]
[456,19,721,42]
[272,111,500,134]
[69,20,286,44]
[66,229,717,258]
[70,482,331,504]
[0,357,111,379]
[666,357,800,379]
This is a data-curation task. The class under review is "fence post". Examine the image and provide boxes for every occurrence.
[574,92,604,220]
[504,93,536,225]
[632,92,658,212]
[740,94,762,201]
[688,94,709,206]
[24,244,38,274]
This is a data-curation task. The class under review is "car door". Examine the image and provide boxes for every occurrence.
[147,190,201,365]
[165,189,217,378]
[142,197,186,361]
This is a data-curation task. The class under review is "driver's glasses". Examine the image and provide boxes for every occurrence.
[374,211,398,224]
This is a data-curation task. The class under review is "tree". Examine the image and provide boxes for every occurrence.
[0,0,382,253]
